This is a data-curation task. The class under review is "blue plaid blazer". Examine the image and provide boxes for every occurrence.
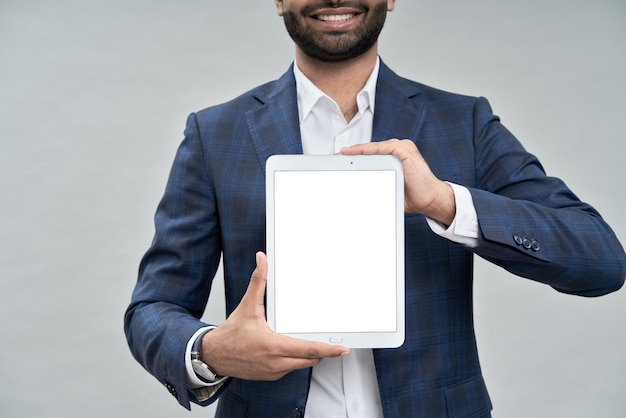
[125,61,625,418]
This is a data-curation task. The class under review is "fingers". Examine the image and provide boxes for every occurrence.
[340,139,454,221]
[279,334,350,359]
[207,326,349,381]
[339,139,414,160]
[257,336,349,380]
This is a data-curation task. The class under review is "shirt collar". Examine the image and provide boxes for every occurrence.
[293,57,380,123]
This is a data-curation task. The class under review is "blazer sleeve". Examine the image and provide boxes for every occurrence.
[124,112,225,409]
[468,97,625,296]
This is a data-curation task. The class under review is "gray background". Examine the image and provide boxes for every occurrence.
[1,1,624,417]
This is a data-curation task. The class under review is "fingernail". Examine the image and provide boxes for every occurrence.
[255,252,261,267]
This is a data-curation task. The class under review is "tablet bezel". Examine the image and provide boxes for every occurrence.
[265,154,405,348]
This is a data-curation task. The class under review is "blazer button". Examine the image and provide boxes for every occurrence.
[292,408,303,418]
[522,236,532,249]
[164,382,177,398]
[531,239,540,251]
[513,234,523,245]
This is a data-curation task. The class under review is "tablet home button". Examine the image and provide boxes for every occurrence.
[329,337,343,344]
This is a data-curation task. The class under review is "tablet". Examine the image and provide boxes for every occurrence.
[266,154,405,348]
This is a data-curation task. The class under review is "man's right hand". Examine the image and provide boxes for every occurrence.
[200,252,350,381]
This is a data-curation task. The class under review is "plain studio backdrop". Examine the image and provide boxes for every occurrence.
[1,1,624,417]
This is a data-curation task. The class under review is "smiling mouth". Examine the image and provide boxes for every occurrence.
[316,13,356,22]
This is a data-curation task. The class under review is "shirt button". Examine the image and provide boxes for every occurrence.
[292,408,303,418]
[352,400,359,411]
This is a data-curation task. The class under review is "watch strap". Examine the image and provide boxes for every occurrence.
[190,329,224,383]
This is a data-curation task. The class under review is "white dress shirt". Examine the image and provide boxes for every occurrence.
[185,58,480,417]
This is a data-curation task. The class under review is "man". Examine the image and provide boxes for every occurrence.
[124,1,626,417]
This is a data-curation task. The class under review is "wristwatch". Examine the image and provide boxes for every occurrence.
[191,330,223,383]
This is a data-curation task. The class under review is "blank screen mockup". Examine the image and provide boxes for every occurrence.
[272,169,398,334]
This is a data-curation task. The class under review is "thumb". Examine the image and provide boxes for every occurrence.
[241,251,268,309]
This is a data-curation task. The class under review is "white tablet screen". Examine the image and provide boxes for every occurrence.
[266,155,404,348]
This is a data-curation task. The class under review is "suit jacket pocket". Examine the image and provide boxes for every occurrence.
[444,375,492,418]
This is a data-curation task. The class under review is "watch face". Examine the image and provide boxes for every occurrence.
[191,358,217,382]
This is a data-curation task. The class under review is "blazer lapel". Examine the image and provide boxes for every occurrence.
[245,61,427,173]
[246,67,303,173]
[372,62,427,144]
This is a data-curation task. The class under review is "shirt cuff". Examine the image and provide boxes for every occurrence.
[185,326,229,389]
[426,183,480,248]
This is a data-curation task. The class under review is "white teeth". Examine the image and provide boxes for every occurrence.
[317,13,355,22]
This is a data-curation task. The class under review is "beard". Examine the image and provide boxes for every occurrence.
[282,1,388,63]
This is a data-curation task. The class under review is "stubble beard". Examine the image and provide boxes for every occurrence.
[282,2,388,63]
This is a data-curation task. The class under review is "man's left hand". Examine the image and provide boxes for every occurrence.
[341,139,456,226]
